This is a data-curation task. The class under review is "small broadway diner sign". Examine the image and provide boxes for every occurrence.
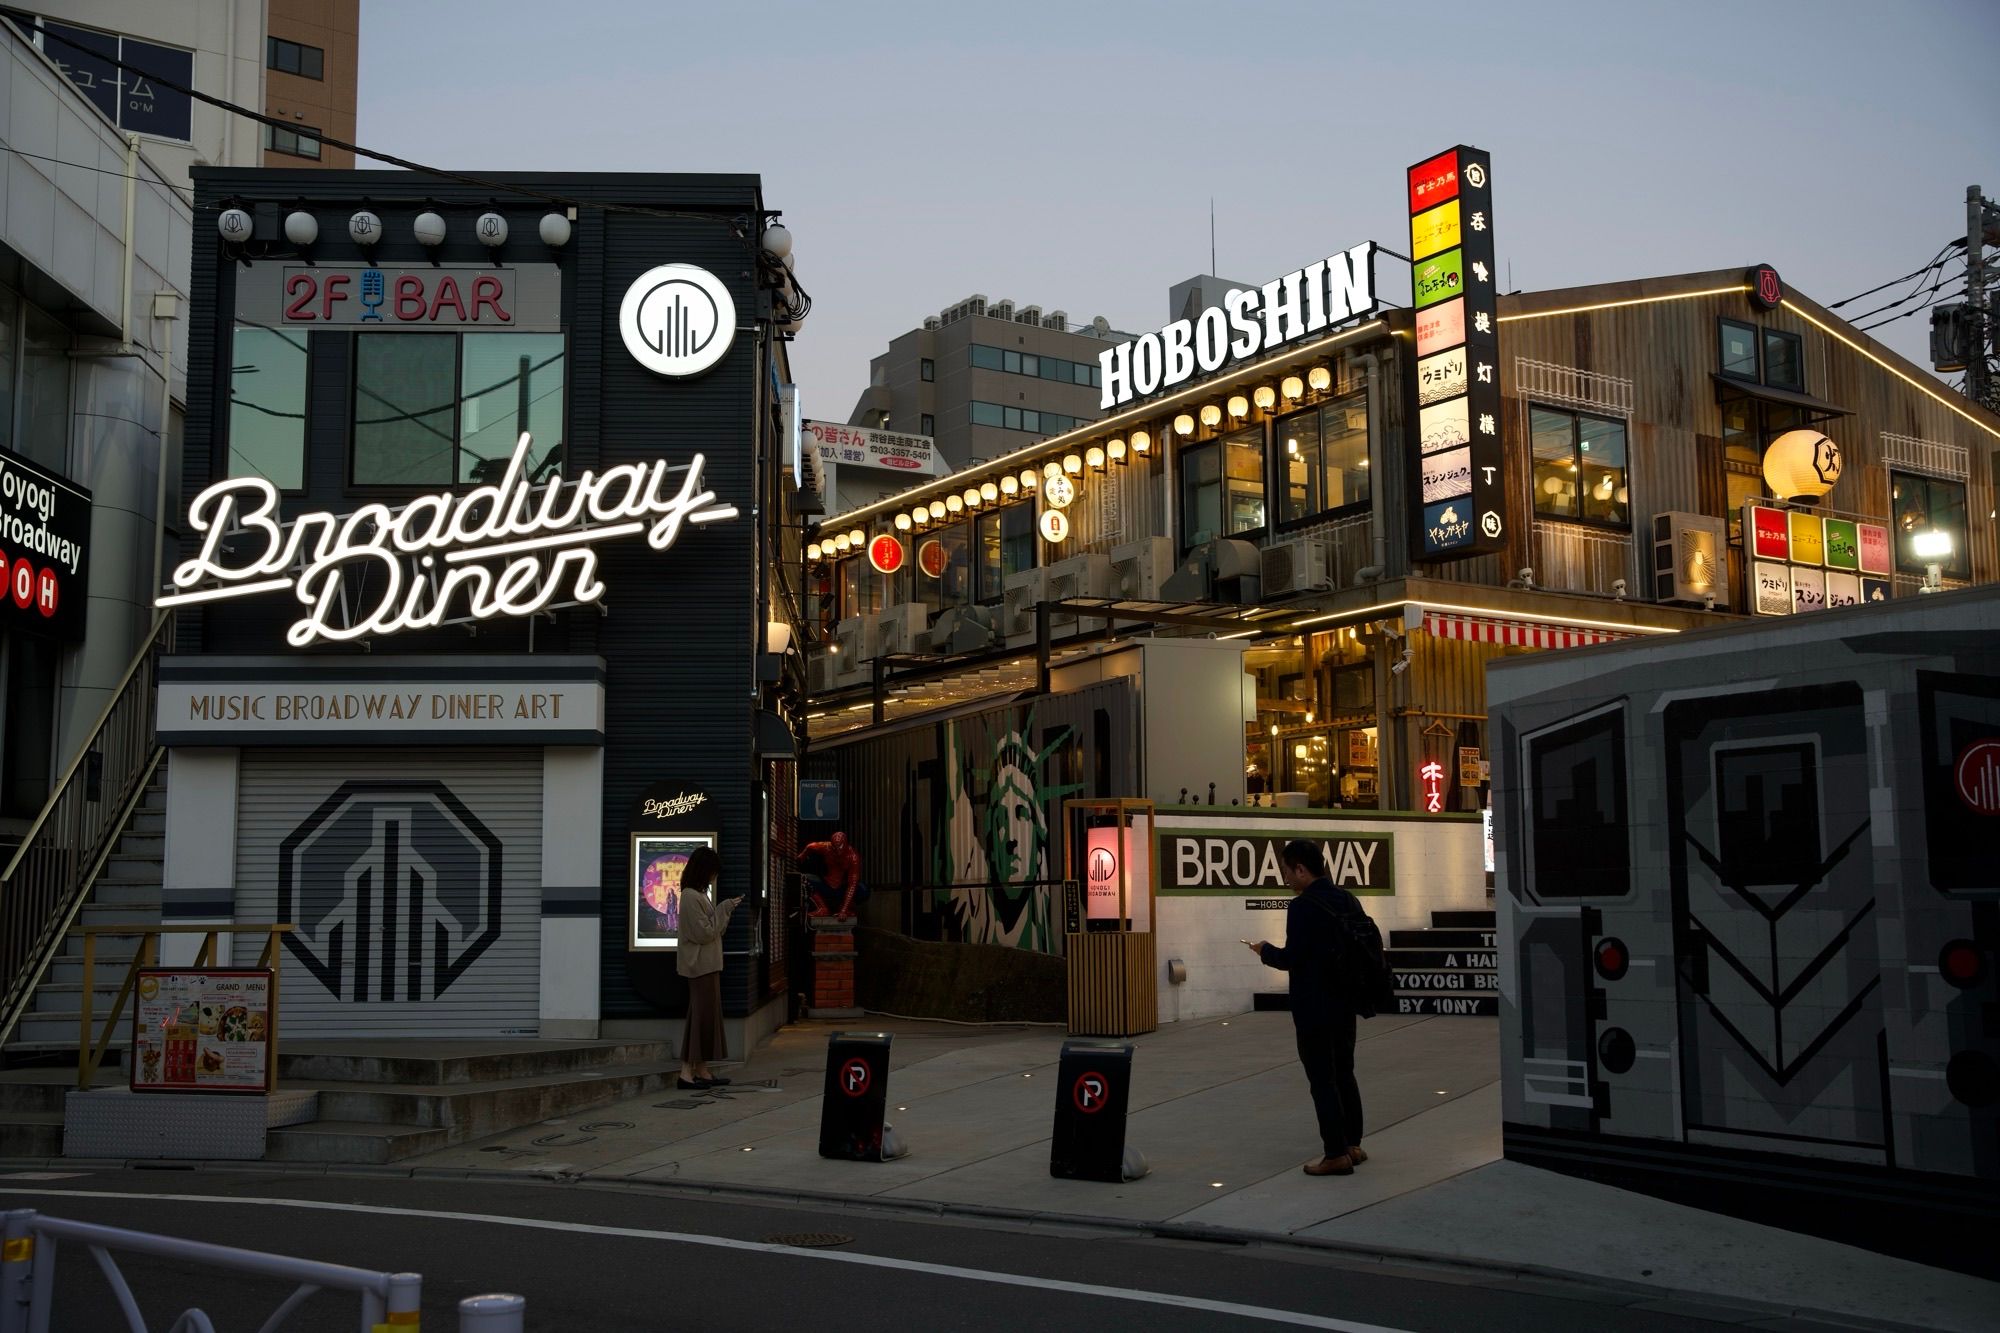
[157,433,736,646]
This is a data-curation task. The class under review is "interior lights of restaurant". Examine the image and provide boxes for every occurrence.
[1227,395,1249,419]
[1281,375,1304,400]
[1254,385,1277,411]
[1064,453,1084,475]
[1086,446,1105,470]
[1308,365,1332,392]
[1199,404,1223,428]
[1287,437,1300,456]
[1132,429,1151,453]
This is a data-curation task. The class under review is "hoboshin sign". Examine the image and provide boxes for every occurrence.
[159,433,737,646]
[1408,145,1505,561]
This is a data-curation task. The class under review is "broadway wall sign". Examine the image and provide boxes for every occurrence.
[1158,828,1394,896]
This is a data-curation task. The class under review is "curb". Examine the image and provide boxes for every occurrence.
[0,1155,1944,1332]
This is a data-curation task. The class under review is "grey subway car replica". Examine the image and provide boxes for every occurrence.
[1488,583,1998,1269]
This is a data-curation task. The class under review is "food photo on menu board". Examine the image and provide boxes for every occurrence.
[131,969,273,1093]
[630,833,716,950]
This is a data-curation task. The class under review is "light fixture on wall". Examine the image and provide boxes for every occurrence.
[980,481,999,503]
[348,209,382,248]
[216,206,254,244]
[766,621,794,655]
[946,494,964,513]
[1000,475,1020,497]
[1308,365,1333,393]
[1063,453,1083,475]
[283,208,318,248]
[1914,529,1953,593]
[1174,414,1195,437]
[1131,429,1151,454]
[929,500,947,520]
[1254,385,1277,412]
[538,212,573,247]
[1107,438,1127,464]
[1085,446,1105,471]
[911,506,929,525]
[413,210,448,247]
[1045,460,1064,478]
[895,512,912,531]
[848,528,864,547]
[1199,404,1222,428]
[1281,375,1304,401]
[963,487,981,508]
[805,541,822,561]
[1020,468,1040,490]
[832,533,850,553]
[476,211,509,247]
[1227,395,1250,419]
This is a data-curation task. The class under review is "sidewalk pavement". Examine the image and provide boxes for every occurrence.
[405,1012,1995,1332]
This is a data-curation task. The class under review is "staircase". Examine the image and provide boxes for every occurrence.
[5,774,167,1058]
[1386,909,1498,1016]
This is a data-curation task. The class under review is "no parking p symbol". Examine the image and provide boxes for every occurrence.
[1072,1071,1108,1114]
[839,1056,872,1098]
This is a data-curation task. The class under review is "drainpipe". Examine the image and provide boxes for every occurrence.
[119,134,138,347]
[150,292,179,603]
[1351,350,1388,583]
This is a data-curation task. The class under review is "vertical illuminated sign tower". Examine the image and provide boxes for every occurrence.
[1407,146,1504,560]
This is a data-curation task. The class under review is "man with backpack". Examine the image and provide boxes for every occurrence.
[1247,838,1392,1177]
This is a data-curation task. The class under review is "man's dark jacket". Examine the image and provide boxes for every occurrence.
[1258,878,1365,1026]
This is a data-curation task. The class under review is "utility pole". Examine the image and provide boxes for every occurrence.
[1969,185,1991,415]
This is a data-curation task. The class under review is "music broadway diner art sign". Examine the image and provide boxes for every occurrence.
[157,433,737,645]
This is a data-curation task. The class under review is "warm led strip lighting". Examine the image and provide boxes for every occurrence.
[1781,299,2000,444]
[1497,286,1749,324]
[1289,598,1679,636]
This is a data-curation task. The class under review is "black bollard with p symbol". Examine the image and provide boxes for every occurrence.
[1049,1039,1147,1182]
[819,1031,903,1161]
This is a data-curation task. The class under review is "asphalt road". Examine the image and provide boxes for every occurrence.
[0,1168,1844,1332]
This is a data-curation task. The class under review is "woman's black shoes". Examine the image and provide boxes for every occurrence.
[705,1076,731,1086]
[676,1076,712,1090]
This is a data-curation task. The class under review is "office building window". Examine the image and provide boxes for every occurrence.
[1531,406,1628,527]
[228,325,308,490]
[267,36,324,79]
[1891,471,1969,580]
[265,122,322,159]
[1277,389,1369,524]
[0,293,71,477]
[1181,425,1264,549]
[969,401,1082,435]
[920,357,934,382]
[351,332,565,487]
[920,413,934,436]
[968,344,1100,387]
[975,505,1034,604]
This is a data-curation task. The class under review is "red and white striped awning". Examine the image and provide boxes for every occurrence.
[1423,611,1633,650]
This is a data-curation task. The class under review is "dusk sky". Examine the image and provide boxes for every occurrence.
[357,0,1999,425]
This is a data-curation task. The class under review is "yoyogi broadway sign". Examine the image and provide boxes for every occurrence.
[158,433,737,646]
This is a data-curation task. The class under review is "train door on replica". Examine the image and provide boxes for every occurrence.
[1663,682,1885,1155]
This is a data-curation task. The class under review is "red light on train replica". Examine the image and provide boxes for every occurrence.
[1594,937,1630,981]
[1939,940,1985,988]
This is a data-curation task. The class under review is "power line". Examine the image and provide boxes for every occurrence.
[0,142,193,202]
[1857,276,1965,332]
[1827,240,1963,309]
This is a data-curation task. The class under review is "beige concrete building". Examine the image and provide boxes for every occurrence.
[848,297,1130,471]
[262,0,357,167]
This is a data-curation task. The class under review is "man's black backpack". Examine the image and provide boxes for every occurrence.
[1312,898,1398,1018]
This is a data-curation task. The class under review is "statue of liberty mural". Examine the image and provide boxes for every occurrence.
[937,706,1082,953]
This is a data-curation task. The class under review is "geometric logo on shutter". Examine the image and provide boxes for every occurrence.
[277,780,504,1002]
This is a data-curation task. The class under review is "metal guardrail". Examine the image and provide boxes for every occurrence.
[74,925,294,1090]
[0,1208,525,1332]
[0,614,174,1051]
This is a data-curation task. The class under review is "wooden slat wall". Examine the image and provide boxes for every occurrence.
[1065,931,1157,1036]
[1492,275,2000,598]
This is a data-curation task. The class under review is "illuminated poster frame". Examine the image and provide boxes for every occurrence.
[629,832,720,952]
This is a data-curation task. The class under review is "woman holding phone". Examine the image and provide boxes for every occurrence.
[675,846,741,1090]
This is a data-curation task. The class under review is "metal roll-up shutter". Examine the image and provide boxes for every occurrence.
[234,749,544,1038]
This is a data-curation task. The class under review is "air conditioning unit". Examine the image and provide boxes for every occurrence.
[930,604,998,655]
[1652,511,1727,607]
[922,315,941,331]
[1160,539,1261,603]
[832,616,868,686]
[1001,568,1047,643]
[1018,304,1042,326]
[1044,309,1067,330]
[870,603,929,657]
[1044,552,1115,635]
[1110,536,1174,600]
[991,299,1015,322]
[968,294,987,316]
[807,653,840,697]
[1260,537,1334,599]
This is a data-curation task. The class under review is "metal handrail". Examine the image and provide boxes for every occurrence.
[0,613,174,1051]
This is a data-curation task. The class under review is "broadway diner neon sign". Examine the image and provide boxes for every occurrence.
[157,433,737,646]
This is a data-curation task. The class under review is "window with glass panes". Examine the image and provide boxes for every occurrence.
[1891,471,1970,580]
[1179,426,1264,550]
[1531,406,1628,526]
[229,325,308,490]
[1720,400,1806,540]
[350,332,565,487]
[975,506,1034,604]
[1276,389,1368,524]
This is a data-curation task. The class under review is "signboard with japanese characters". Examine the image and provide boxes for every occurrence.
[1407,146,1503,560]
[805,421,939,475]
[131,969,275,1094]
[1745,503,1894,616]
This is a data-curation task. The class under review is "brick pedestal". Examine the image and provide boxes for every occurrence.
[809,917,862,1018]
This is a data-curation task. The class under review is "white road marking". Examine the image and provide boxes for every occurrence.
[0,1187,1414,1331]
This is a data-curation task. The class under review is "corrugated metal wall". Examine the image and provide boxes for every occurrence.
[234,749,544,1037]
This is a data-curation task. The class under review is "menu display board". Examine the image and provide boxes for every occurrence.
[131,969,274,1094]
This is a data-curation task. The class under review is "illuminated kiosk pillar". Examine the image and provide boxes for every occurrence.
[1062,798,1157,1037]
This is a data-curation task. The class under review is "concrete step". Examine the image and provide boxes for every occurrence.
[115,833,164,855]
[48,956,139,989]
[126,811,165,835]
[9,1010,125,1048]
[301,1063,675,1136]
[77,905,162,931]
[276,1040,674,1087]
[92,881,163,907]
[264,1120,453,1165]
[30,983,131,1016]
[0,1112,63,1158]
[0,1068,122,1114]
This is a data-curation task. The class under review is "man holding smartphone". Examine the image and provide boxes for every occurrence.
[1246,839,1368,1177]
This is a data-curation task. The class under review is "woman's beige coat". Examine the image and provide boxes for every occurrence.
[676,888,741,979]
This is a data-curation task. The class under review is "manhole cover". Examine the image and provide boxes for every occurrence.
[764,1232,854,1249]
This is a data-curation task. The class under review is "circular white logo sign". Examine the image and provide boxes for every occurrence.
[1039,509,1070,543]
[619,264,737,378]
[1043,473,1076,509]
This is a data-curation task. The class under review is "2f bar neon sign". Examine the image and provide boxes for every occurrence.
[158,433,737,646]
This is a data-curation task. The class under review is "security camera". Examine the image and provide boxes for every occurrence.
[1389,646,1413,676]
[1612,578,1627,601]
[1508,567,1535,591]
